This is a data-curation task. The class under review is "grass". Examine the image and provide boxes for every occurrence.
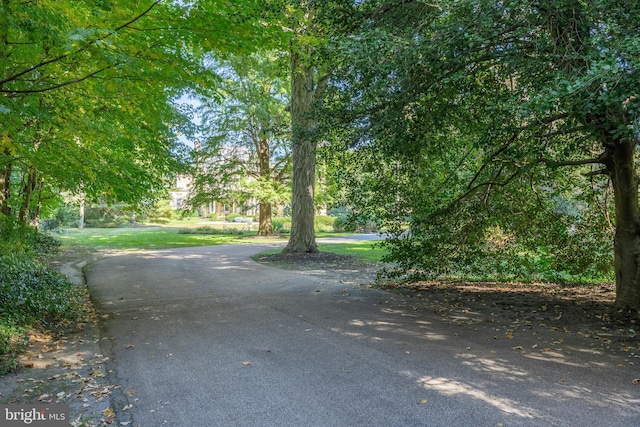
[53,227,254,250]
[52,226,382,255]
[318,242,386,262]
[255,241,387,263]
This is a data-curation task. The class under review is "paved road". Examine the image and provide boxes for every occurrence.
[86,244,640,427]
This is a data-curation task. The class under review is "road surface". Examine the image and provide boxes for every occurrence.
[86,244,640,426]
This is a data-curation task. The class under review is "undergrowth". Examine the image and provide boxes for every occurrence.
[0,219,84,374]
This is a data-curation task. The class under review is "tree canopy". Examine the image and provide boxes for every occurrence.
[188,52,292,234]
[0,0,273,223]
[321,0,640,309]
[4,0,640,311]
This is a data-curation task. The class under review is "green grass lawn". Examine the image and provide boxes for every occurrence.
[252,242,386,263]
[52,227,385,261]
[53,227,256,250]
[318,242,386,262]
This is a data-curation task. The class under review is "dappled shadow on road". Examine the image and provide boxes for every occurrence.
[328,300,640,424]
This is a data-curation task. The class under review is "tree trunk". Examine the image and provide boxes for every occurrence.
[605,137,640,310]
[0,4,10,218]
[0,152,12,217]
[283,46,318,253]
[31,177,44,229]
[18,167,37,226]
[258,201,273,235]
[256,136,273,236]
[79,194,85,229]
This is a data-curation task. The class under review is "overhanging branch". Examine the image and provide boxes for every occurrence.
[0,1,160,88]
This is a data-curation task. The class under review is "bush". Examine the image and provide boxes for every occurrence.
[208,212,218,220]
[225,213,242,222]
[178,226,223,235]
[233,216,253,223]
[84,204,136,228]
[0,323,27,374]
[0,254,82,325]
[146,200,176,224]
[315,216,336,232]
[332,214,379,233]
[272,217,292,233]
[41,203,79,230]
[0,222,83,373]
[332,215,351,232]
[0,219,61,261]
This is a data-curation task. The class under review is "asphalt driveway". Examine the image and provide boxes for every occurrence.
[86,244,640,426]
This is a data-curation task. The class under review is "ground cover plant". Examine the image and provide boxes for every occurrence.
[0,222,83,374]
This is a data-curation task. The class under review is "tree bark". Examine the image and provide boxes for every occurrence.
[256,136,273,236]
[283,46,318,253]
[31,176,44,228]
[0,151,12,217]
[79,193,85,229]
[604,136,640,310]
[258,201,273,235]
[0,3,11,218]
[18,167,37,226]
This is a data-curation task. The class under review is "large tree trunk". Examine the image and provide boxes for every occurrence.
[258,201,273,235]
[257,137,273,236]
[283,46,318,253]
[605,136,640,310]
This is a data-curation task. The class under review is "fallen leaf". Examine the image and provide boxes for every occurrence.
[511,346,524,351]
[420,399,428,404]
[632,378,639,385]
[242,361,251,366]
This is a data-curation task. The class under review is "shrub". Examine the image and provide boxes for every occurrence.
[225,213,242,222]
[332,215,351,232]
[315,216,336,232]
[0,254,83,325]
[272,217,292,233]
[84,204,136,228]
[146,200,176,224]
[0,223,83,373]
[332,214,379,233]
[178,226,222,235]
[0,220,61,261]
[233,216,253,223]
[0,323,26,374]
[40,203,79,231]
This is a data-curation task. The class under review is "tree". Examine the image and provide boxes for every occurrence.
[324,1,640,309]
[190,52,292,235]
[0,0,270,226]
[0,1,199,223]
[279,0,364,253]
[285,37,322,252]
